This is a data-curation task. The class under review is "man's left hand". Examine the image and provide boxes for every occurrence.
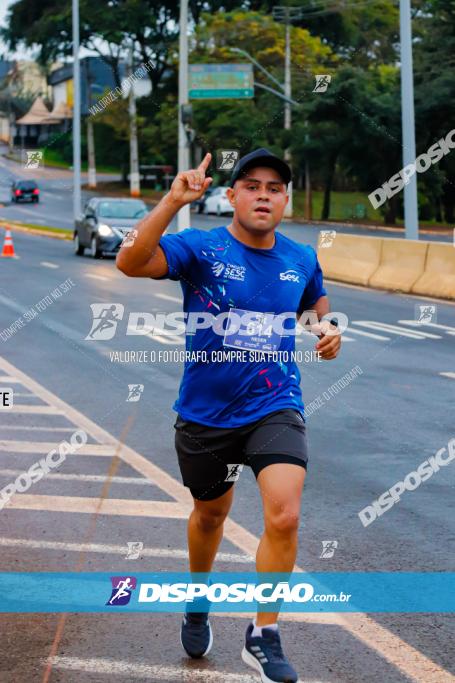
[311,320,342,360]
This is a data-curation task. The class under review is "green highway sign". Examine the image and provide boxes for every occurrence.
[189,64,254,99]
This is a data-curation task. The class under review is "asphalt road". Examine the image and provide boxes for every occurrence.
[0,223,454,683]
[0,149,451,243]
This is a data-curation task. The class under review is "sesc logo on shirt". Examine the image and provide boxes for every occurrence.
[212,261,246,281]
[279,269,300,282]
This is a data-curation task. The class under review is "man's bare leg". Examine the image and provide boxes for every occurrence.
[187,485,235,572]
[255,463,305,626]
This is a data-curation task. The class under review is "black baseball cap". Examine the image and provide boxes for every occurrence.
[229,148,292,187]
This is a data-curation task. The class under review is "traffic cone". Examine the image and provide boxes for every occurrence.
[1,229,17,258]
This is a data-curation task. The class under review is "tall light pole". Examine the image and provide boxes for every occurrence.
[272,6,303,218]
[400,0,419,239]
[72,0,81,219]
[128,42,140,197]
[178,0,190,231]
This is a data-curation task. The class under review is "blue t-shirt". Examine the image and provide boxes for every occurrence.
[158,225,326,427]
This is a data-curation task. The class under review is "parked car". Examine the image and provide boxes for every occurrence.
[11,179,40,203]
[203,187,233,216]
[191,186,216,213]
[73,197,148,258]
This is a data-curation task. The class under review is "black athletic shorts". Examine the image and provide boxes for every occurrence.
[174,408,308,501]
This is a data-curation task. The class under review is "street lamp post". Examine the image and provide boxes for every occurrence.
[72,0,81,220]
[178,0,191,231]
[272,6,303,218]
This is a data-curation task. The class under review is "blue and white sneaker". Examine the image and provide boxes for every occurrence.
[180,600,213,658]
[242,622,298,682]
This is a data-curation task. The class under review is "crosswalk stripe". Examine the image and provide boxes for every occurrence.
[154,293,182,303]
[351,321,441,339]
[439,372,455,380]
[6,405,64,414]
[4,494,188,518]
[49,657,292,682]
[0,441,116,456]
[0,469,152,485]
[0,376,22,383]
[398,320,455,335]
[0,426,75,432]
[346,327,390,341]
[0,537,254,563]
[147,332,185,345]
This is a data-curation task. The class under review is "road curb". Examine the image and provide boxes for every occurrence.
[0,221,72,241]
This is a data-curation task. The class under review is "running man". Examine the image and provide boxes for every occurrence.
[117,148,341,683]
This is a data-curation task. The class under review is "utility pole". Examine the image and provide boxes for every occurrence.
[272,6,303,219]
[178,0,190,231]
[400,0,418,239]
[87,118,96,188]
[72,0,81,219]
[128,43,140,197]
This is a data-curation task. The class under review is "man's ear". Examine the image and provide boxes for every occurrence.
[226,187,236,206]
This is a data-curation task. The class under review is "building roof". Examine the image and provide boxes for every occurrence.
[16,96,61,125]
[47,101,73,120]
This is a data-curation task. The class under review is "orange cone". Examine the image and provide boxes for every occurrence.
[1,229,16,258]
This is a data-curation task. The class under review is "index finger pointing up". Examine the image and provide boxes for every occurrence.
[197,152,212,174]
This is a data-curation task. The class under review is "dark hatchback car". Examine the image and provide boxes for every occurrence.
[11,179,40,203]
[74,197,148,258]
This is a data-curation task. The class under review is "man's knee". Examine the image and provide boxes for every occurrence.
[265,505,300,536]
[193,507,228,531]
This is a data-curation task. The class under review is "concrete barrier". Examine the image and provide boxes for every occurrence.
[317,233,383,285]
[411,243,455,299]
[369,238,428,293]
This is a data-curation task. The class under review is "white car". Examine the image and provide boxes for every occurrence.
[203,187,234,216]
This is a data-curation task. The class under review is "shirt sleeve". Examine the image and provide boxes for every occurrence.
[157,228,201,281]
[297,247,327,314]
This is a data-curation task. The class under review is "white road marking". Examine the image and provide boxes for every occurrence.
[0,354,450,682]
[0,376,22,383]
[4,494,188,518]
[352,321,441,339]
[85,273,108,281]
[154,293,182,303]
[439,372,455,380]
[0,426,75,432]
[7,405,64,414]
[147,332,185,345]
[398,320,455,335]
[6,392,34,397]
[48,657,310,682]
[346,327,390,341]
[40,261,59,269]
[0,536,254,563]
[0,440,116,456]
[0,469,153,485]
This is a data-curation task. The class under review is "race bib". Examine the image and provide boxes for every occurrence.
[223,308,282,352]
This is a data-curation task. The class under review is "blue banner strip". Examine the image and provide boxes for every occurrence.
[0,572,453,613]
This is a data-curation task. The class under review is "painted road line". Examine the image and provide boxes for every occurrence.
[0,354,450,683]
[0,426,76,432]
[7,392,35,397]
[7,405,64,414]
[85,274,108,281]
[40,261,59,269]
[345,327,390,341]
[154,293,182,303]
[0,376,22,383]
[147,332,185,345]
[398,319,455,335]
[48,657,296,682]
[0,470,154,485]
[352,321,441,339]
[0,441,116,456]
[4,494,188,518]
[0,537,254,563]
[439,372,455,380]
